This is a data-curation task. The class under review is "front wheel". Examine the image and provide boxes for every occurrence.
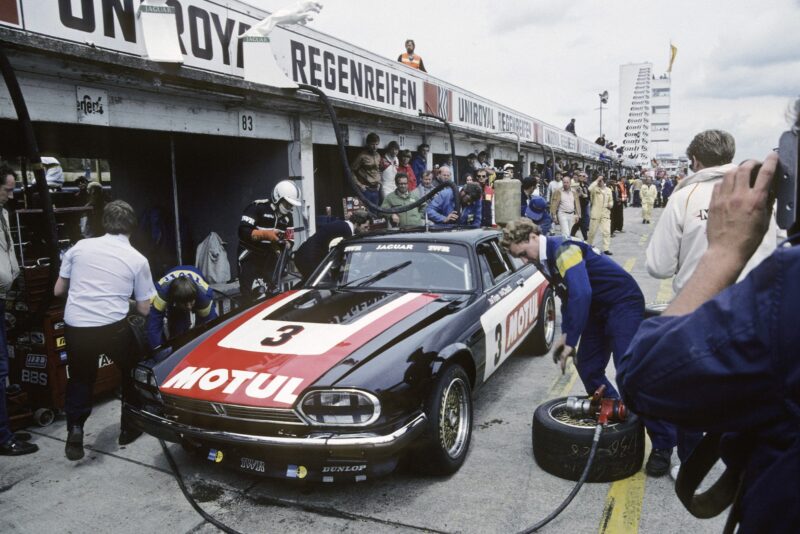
[415,365,473,475]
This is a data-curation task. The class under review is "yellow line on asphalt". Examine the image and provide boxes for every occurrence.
[547,365,578,398]
[623,257,636,272]
[598,437,652,534]
[656,278,674,303]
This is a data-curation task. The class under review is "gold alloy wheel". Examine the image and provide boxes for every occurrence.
[438,377,470,458]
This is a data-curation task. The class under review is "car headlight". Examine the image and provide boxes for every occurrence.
[133,366,158,388]
[297,389,381,426]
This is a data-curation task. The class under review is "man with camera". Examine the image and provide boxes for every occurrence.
[619,101,800,531]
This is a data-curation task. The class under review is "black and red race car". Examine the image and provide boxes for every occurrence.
[125,228,555,482]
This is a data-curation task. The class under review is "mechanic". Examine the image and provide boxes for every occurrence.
[501,217,678,476]
[426,182,482,228]
[55,200,156,460]
[618,147,798,532]
[145,265,218,349]
[237,180,299,302]
[0,166,37,456]
[293,210,372,280]
[522,178,553,236]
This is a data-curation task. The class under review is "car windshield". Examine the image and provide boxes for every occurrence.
[309,242,474,292]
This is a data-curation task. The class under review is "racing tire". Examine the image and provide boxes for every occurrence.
[532,397,644,482]
[519,288,556,356]
[34,407,55,427]
[415,364,473,476]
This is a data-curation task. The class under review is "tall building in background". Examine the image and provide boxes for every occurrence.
[619,62,673,166]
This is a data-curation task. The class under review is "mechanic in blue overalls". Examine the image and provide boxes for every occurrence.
[146,265,218,349]
[426,181,483,228]
[619,151,799,531]
[501,217,677,476]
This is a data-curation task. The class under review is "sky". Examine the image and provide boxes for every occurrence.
[246,0,799,161]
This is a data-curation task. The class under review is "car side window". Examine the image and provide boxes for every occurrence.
[477,240,512,288]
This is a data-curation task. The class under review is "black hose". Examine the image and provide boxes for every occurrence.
[295,84,461,215]
[418,111,459,188]
[0,45,61,324]
[517,424,604,533]
[159,439,245,534]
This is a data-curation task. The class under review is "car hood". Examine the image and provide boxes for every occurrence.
[158,289,444,408]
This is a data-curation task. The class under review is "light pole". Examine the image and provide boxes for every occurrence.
[598,90,609,138]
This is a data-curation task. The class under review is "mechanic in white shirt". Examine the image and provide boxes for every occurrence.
[646,129,779,294]
[54,200,156,461]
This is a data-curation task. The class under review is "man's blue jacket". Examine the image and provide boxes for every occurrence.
[426,187,481,228]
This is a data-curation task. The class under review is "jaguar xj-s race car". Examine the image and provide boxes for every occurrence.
[125,228,555,482]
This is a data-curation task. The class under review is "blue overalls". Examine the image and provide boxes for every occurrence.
[426,187,482,228]
[146,265,218,348]
[542,236,676,450]
[618,246,800,533]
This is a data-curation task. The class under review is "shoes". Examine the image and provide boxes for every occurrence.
[670,463,681,481]
[0,437,39,456]
[603,250,613,256]
[65,426,85,461]
[118,428,143,446]
[642,219,646,224]
[645,448,673,477]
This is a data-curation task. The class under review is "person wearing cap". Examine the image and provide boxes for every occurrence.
[397,39,427,72]
[237,180,299,301]
[427,182,482,228]
[146,265,218,349]
[522,178,553,236]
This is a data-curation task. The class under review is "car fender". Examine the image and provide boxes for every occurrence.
[430,342,477,387]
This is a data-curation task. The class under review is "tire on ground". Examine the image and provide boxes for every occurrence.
[415,364,473,475]
[519,288,556,356]
[532,396,644,482]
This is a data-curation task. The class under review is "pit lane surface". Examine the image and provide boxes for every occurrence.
[0,207,727,533]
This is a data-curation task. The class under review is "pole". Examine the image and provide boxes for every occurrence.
[170,134,183,264]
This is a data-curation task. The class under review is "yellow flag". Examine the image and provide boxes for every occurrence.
[668,43,678,73]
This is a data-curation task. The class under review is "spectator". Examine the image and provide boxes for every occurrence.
[294,211,372,279]
[477,150,490,168]
[546,171,562,203]
[465,153,480,176]
[565,118,576,135]
[350,132,382,206]
[463,173,475,183]
[437,165,453,184]
[570,172,590,240]
[380,141,400,195]
[595,134,606,146]
[145,266,218,349]
[55,200,157,460]
[396,150,417,191]
[427,182,482,228]
[73,176,89,205]
[550,175,581,238]
[411,143,429,180]
[544,158,554,183]
[640,176,657,224]
[587,174,613,255]
[398,39,426,72]
[381,173,423,228]
[661,174,675,204]
[416,170,436,198]
[631,174,643,207]
[610,175,626,235]
[521,176,536,213]
[501,218,678,478]
[81,181,106,238]
[646,129,778,294]
[0,167,37,456]
[476,169,493,227]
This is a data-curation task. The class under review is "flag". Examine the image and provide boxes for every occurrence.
[667,43,678,73]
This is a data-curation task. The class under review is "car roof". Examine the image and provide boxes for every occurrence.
[352,227,500,245]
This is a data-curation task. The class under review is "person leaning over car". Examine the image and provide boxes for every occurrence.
[501,218,678,477]
[618,150,799,532]
[54,200,156,461]
[426,182,483,228]
[293,210,372,280]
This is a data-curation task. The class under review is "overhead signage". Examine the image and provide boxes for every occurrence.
[4,0,611,158]
[76,85,109,125]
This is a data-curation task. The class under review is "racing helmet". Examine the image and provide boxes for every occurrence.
[272,180,302,208]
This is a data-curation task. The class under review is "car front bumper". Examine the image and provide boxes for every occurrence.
[123,404,428,481]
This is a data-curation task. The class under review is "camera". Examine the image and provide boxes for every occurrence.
[775,128,799,231]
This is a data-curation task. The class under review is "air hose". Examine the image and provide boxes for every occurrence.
[517,424,604,533]
[160,439,245,534]
[296,83,461,215]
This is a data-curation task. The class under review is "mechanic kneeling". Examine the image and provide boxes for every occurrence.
[146,265,218,349]
[501,218,678,476]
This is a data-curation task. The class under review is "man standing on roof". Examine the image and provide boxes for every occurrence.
[237,180,299,302]
[146,266,218,349]
[398,39,427,72]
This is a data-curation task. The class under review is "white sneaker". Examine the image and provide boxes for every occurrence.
[670,463,681,481]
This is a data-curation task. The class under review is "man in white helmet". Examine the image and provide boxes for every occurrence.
[237,180,300,302]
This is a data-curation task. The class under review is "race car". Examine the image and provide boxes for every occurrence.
[125,228,555,482]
